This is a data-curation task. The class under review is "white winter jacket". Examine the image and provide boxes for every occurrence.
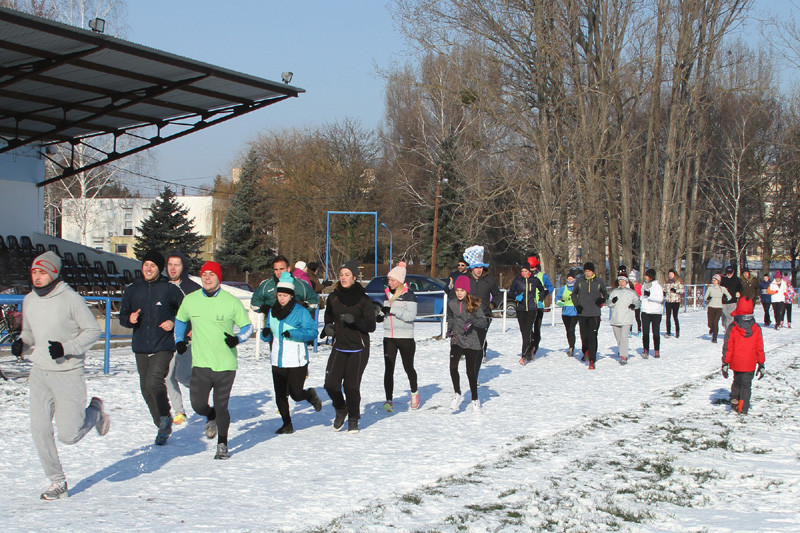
[640,280,664,315]
[768,279,787,304]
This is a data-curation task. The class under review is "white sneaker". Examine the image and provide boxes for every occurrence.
[472,399,482,412]
[41,481,68,500]
[448,393,464,410]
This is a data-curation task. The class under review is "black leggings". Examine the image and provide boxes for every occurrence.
[191,366,236,444]
[135,351,174,426]
[761,301,772,326]
[772,302,785,325]
[561,315,578,349]
[665,302,680,336]
[516,309,537,358]
[634,309,641,332]
[383,338,417,401]
[272,365,315,424]
[641,313,661,351]
[786,302,793,324]
[449,345,481,401]
[324,347,369,421]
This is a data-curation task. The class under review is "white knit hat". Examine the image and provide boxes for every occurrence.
[294,261,307,271]
[387,261,407,283]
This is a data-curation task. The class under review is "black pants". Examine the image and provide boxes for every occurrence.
[135,351,173,426]
[449,345,481,401]
[476,316,492,357]
[191,366,236,444]
[272,365,314,425]
[641,313,661,351]
[786,302,792,324]
[531,308,544,355]
[577,316,601,362]
[731,371,755,414]
[324,347,369,421]
[516,309,537,359]
[561,315,578,350]
[761,301,772,326]
[665,302,680,336]
[634,308,641,333]
[383,338,417,401]
[707,307,722,342]
[772,302,786,325]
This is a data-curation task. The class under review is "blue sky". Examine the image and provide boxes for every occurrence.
[123,0,408,190]
[118,0,793,192]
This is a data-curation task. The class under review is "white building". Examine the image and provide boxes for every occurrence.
[60,195,225,261]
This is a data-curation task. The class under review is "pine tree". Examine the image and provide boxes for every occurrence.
[133,187,206,271]
[216,148,275,272]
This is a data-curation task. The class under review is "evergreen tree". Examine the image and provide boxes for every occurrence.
[133,187,206,271]
[216,148,275,272]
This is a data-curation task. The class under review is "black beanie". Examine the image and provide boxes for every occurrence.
[645,268,657,280]
[142,250,165,272]
[583,262,595,273]
[341,259,360,277]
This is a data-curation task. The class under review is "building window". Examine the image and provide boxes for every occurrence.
[93,237,104,251]
[116,244,128,254]
[123,208,133,236]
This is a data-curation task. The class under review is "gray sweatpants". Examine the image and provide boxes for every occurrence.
[30,366,99,483]
[166,347,192,415]
[722,303,736,330]
[612,325,631,360]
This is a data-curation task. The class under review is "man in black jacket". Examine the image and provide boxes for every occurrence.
[720,265,743,330]
[120,250,184,445]
[164,251,201,425]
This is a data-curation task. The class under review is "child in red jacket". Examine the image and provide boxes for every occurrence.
[721,297,765,414]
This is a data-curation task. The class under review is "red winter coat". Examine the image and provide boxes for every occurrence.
[723,316,765,372]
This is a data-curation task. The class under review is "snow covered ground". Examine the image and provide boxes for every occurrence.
[1,309,798,532]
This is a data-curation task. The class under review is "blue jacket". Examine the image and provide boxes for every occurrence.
[261,302,318,368]
[532,271,554,309]
[759,280,771,303]
[508,275,545,312]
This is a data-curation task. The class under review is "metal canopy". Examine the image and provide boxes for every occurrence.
[0,7,304,186]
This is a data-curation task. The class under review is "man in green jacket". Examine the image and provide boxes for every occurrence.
[251,255,319,317]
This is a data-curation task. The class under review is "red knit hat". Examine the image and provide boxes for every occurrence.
[731,296,754,316]
[201,261,223,281]
[454,275,471,293]
[527,256,540,269]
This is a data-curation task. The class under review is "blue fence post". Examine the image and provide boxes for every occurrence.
[104,297,111,374]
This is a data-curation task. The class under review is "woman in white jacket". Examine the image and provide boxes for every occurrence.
[640,269,664,358]
[768,271,788,330]
[608,275,640,364]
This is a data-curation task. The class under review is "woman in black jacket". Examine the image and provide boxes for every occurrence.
[321,260,376,433]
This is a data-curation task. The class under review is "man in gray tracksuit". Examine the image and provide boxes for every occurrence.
[11,251,110,500]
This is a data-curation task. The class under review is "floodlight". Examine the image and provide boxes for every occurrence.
[88,18,105,33]
[281,72,293,84]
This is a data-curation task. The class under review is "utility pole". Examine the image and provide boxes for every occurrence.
[430,164,442,277]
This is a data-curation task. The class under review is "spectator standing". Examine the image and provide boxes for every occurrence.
[663,268,684,338]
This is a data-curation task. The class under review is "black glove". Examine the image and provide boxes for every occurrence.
[261,327,271,339]
[611,296,618,304]
[446,329,453,338]
[463,320,474,334]
[176,341,188,354]
[722,295,729,304]
[48,340,64,360]
[595,297,605,306]
[628,303,636,310]
[282,330,292,339]
[576,305,584,314]
[340,313,356,325]
[319,323,335,339]
[670,288,677,293]
[382,306,391,315]
[375,313,384,323]
[11,338,23,359]
[721,363,729,379]
[224,332,239,348]
[643,290,650,297]
[300,301,310,309]
[259,304,271,315]
[322,280,334,287]
[756,363,765,380]
[706,296,712,302]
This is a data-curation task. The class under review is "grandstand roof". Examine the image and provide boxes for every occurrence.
[0,6,304,185]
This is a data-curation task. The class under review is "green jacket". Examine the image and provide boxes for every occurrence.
[251,275,319,311]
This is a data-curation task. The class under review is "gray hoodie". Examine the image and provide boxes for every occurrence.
[608,287,640,326]
[20,281,101,371]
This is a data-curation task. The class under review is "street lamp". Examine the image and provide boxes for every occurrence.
[380,223,393,269]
